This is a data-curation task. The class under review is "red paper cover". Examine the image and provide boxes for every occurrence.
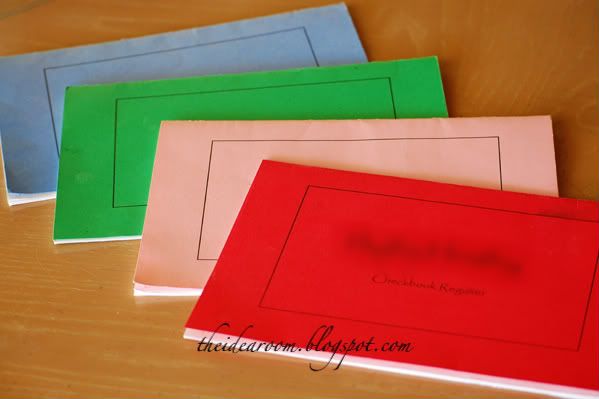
[186,160,598,395]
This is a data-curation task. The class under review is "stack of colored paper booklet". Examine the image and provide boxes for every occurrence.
[0,3,365,205]
[1,2,596,398]
[185,160,598,399]
[134,117,558,295]
[52,57,446,242]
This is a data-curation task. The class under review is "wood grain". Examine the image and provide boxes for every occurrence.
[0,0,596,397]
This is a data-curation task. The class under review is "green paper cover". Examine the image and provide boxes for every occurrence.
[54,57,447,242]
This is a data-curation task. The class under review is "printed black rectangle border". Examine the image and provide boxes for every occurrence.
[258,184,598,352]
[44,26,317,155]
[196,136,503,260]
[112,76,398,208]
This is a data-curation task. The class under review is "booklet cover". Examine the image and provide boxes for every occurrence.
[0,3,366,205]
[53,57,447,243]
[135,117,558,296]
[185,160,598,399]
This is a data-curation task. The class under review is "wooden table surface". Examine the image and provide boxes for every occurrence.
[0,0,596,397]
